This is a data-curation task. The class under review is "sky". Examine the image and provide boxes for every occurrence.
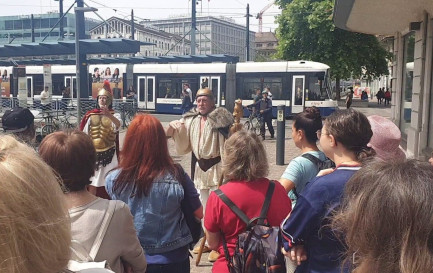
[3,0,281,33]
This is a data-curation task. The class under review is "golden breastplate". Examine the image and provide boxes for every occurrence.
[89,114,116,152]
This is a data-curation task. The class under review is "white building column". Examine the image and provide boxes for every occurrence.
[407,14,430,157]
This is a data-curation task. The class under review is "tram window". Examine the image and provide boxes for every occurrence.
[262,78,283,100]
[238,77,261,100]
[307,76,325,100]
[158,79,173,98]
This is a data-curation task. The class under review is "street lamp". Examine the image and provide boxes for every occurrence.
[74,6,97,122]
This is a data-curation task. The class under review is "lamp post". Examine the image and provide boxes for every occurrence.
[74,5,97,122]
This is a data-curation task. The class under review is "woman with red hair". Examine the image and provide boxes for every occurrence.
[105,114,203,273]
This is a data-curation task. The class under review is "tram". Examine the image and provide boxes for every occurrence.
[0,60,337,117]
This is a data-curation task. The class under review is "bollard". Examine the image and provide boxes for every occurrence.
[276,105,285,165]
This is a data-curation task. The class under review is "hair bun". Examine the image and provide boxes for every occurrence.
[305,106,321,120]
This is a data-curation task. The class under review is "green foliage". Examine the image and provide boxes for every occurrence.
[275,0,392,81]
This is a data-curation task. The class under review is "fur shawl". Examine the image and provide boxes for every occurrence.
[183,107,234,129]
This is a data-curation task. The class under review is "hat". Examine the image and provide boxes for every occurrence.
[2,108,35,133]
[367,115,406,161]
[196,87,214,99]
[262,90,268,94]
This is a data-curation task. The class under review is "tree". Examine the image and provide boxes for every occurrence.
[275,0,392,99]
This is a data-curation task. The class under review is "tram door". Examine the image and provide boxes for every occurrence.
[200,76,221,106]
[292,75,305,114]
[64,76,76,98]
[27,76,33,98]
[137,76,155,109]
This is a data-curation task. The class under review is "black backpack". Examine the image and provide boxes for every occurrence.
[215,181,286,273]
[301,153,335,171]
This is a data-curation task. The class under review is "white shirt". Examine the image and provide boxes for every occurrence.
[40,90,51,105]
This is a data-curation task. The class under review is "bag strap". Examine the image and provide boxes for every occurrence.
[301,153,323,167]
[215,189,250,225]
[89,201,117,260]
[257,181,275,225]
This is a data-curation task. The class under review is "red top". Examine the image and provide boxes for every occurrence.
[204,178,292,273]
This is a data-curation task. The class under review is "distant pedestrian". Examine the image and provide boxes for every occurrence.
[250,90,274,140]
[181,89,193,114]
[40,86,51,111]
[346,89,354,109]
[384,88,391,105]
[376,88,384,104]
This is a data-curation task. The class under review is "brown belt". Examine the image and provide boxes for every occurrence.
[197,156,221,172]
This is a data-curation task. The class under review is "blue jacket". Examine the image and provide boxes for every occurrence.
[106,169,193,255]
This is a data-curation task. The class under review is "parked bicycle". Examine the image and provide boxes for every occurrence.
[244,107,262,136]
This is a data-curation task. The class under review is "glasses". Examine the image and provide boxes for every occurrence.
[316,130,329,139]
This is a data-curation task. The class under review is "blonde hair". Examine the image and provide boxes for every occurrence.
[0,135,71,273]
[222,130,269,181]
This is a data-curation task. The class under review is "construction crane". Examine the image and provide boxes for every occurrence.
[256,1,275,33]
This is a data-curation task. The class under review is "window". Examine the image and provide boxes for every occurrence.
[41,19,50,28]
[306,73,326,101]
[400,32,415,138]
[236,76,284,100]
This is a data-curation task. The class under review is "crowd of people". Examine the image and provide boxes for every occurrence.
[2,83,433,273]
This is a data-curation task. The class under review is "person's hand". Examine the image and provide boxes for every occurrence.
[317,168,334,177]
[101,105,111,116]
[284,245,307,265]
[260,110,264,114]
[169,120,183,130]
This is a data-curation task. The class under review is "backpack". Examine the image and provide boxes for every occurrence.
[301,153,335,171]
[66,201,116,273]
[215,181,286,273]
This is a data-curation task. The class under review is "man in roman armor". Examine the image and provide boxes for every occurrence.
[80,81,120,199]
[166,87,234,262]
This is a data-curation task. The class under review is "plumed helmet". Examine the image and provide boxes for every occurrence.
[97,88,113,106]
[196,87,214,99]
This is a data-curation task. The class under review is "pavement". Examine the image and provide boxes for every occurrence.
[118,102,391,273]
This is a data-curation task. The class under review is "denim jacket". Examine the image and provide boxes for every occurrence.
[105,169,192,254]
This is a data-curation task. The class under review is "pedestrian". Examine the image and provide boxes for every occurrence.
[250,90,274,140]
[181,89,193,114]
[278,107,325,207]
[106,114,202,273]
[332,159,433,273]
[204,130,292,273]
[384,88,391,105]
[0,135,71,273]
[367,115,405,161]
[40,85,51,111]
[346,88,354,109]
[183,82,192,100]
[281,108,375,273]
[166,87,233,262]
[62,86,70,113]
[79,81,120,199]
[112,82,122,109]
[376,88,384,104]
[1,107,35,146]
[39,130,147,273]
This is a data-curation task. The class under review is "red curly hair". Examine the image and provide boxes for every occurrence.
[113,114,178,197]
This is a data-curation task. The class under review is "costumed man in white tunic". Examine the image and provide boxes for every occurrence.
[166,87,234,262]
[80,83,120,199]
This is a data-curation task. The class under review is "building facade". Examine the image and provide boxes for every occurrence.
[255,31,278,61]
[148,16,255,62]
[334,0,433,159]
[0,13,99,44]
[89,17,190,57]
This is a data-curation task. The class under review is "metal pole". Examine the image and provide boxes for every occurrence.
[59,0,64,40]
[131,9,135,40]
[191,0,196,55]
[246,4,250,61]
[31,14,35,43]
[75,7,81,122]
[276,105,285,165]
